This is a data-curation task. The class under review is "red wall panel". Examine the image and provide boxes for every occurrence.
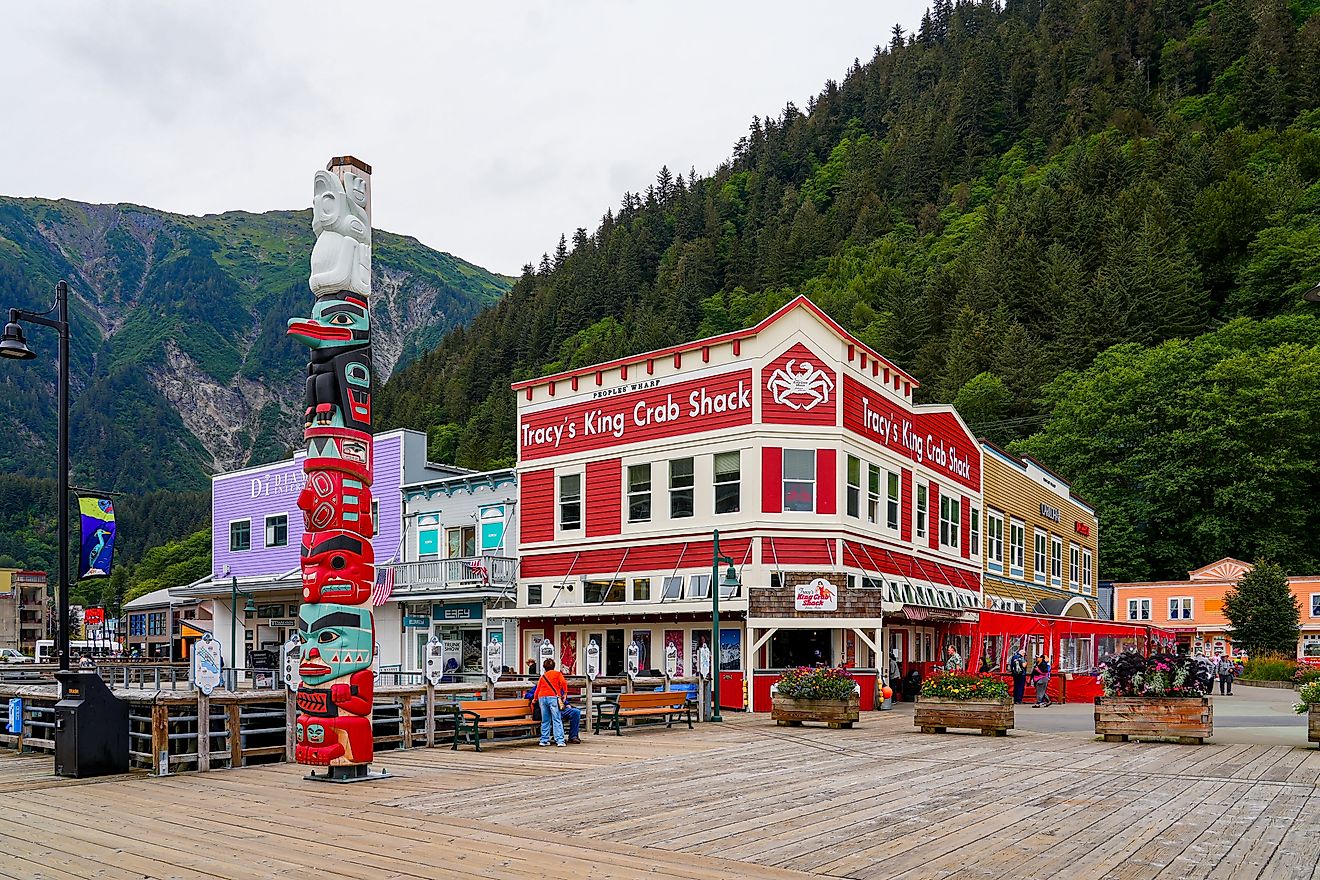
[761,342,838,426]
[585,458,622,537]
[762,447,782,514]
[520,536,754,580]
[760,536,835,567]
[928,481,940,551]
[900,468,913,543]
[520,468,555,544]
[841,539,980,593]
[960,495,971,560]
[816,448,837,515]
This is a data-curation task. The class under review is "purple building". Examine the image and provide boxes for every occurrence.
[173,429,462,678]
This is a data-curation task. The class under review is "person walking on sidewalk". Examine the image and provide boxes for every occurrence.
[1216,654,1235,696]
[1031,655,1053,707]
[1009,647,1028,704]
[534,658,569,747]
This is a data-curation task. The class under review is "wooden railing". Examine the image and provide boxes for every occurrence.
[0,674,704,775]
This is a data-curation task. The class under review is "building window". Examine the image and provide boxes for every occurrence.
[264,514,288,548]
[447,526,476,558]
[1311,594,1320,618]
[371,499,380,536]
[1009,519,1025,574]
[627,464,651,523]
[669,458,694,519]
[559,474,581,531]
[846,456,861,518]
[782,449,815,512]
[148,612,166,636]
[1050,535,1063,586]
[1082,549,1093,593]
[886,472,900,530]
[915,484,929,539]
[867,464,881,524]
[129,614,146,636]
[583,579,625,604]
[939,494,961,549]
[1034,530,1047,584]
[1169,597,1193,620]
[985,510,1004,570]
[632,578,651,602]
[229,520,251,552]
[687,574,711,599]
[1304,635,1320,658]
[1069,543,1081,588]
[714,451,740,514]
[526,584,542,606]
[417,513,440,559]
[661,576,684,600]
[1127,598,1151,621]
[969,507,980,558]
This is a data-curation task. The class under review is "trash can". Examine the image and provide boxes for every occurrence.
[54,670,129,778]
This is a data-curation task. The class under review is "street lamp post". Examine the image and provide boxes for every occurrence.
[709,529,741,723]
[230,575,257,689]
[1,280,71,671]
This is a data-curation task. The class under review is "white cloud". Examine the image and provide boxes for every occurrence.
[1,0,928,275]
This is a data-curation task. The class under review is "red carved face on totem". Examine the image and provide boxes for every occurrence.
[300,529,374,604]
[298,470,373,536]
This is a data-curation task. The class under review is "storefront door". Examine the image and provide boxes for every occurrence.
[605,629,625,676]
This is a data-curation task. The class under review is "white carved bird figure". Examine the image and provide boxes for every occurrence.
[309,169,372,298]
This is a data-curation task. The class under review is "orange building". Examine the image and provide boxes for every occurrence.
[1113,558,1320,660]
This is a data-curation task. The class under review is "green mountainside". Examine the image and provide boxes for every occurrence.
[377,0,1320,581]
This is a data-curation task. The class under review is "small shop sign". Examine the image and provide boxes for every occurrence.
[1074,521,1091,536]
[268,618,296,628]
[1039,503,1062,523]
[433,601,483,622]
[402,615,429,628]
[795,577,838,612]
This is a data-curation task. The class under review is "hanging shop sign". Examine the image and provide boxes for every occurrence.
[268,618,296,628]
[795,577,838,612]
[402,615,430,628]
[433,602,483,622]
[519,369,754,461]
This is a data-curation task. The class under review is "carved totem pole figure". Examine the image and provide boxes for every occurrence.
[290,157,378,777]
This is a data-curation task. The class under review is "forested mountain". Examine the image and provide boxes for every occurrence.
[0,199,511,492]
[378,0,1320,581]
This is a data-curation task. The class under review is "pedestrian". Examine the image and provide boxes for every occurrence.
[1009,647,1027,704]
[1031,655,1053,707]
[979,653,993,674]
[533,657,569,747]
[888,650,902,699]
[943,644,963,673]
[524,672,580,744]
[1216,654,1235,696]
[526,659,537,676]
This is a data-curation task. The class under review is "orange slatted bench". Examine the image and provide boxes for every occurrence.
[593,690,694,735]
[451,698,540,751]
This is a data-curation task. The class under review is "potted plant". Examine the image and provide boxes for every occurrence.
[914,672,1013,736]
[770,666,860,728]
[1293,681,1320,747]
[1095,651,1212,744]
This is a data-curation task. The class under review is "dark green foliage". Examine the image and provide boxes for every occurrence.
[121,529,213,605]
[1223,559,1302,656]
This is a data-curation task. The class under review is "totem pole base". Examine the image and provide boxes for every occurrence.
[304,764,392,784]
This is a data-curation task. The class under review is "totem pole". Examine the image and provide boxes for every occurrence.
[289,156,383,781]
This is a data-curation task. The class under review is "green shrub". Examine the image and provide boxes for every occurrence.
[1294,681,1320,714]
[1295,666,1320,686]
[920,672,1010,701]
[774,666,857,701]
[1241,653,1297,682]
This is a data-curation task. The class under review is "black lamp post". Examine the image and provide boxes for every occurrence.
[709,529,741,722]
[1,280,71,672]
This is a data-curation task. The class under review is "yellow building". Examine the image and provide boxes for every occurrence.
[978,441,1099,618]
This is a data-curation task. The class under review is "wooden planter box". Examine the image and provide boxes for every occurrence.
[914,697,1013,737]
[1094,696,1212,744]
[1310,706,1319,748]
[771,695,860,729]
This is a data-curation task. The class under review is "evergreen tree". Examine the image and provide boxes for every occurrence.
[1223,559,1300,657]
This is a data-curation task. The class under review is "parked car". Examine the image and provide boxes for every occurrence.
[0,648,34,663]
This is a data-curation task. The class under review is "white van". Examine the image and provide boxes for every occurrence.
[0,648,33,663]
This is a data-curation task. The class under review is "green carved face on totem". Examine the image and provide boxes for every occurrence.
[287,293,370,350]
[297,602,373,686]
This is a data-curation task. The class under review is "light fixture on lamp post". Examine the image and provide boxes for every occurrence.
[709,529,741,722]
[1,281,72,672]
[230,575,258,689]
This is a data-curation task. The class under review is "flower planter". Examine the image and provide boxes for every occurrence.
[1310,706,1320,748]
[1094,696,1212,744]
[914,697,1013,737]
[771,695,860,729]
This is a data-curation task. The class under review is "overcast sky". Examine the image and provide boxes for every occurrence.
[3,1,928,276]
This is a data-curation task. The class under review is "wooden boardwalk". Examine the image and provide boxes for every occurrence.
[4,712,1320,879]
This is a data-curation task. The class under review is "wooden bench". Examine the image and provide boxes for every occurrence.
[451,698,539,751]
[594,690,693,736]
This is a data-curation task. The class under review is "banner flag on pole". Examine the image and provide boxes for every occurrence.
[77,495,117,580]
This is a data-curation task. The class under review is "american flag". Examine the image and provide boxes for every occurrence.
[467,559,489,584]
[371,566,395,607]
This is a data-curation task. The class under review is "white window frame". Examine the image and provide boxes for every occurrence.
[846,456,861,518]
[1311,593,1320,619]
[1082,548,1093,593]
[782,449,816,513]
[1008,519,1025,577]
[969,506,980,559]
[1168,597,1193,620]
[627,463,652,524]
[446,525,476,559]
[1033,529,1047,584]
[416,512,441,559]
[263,513,288,549]
[714,450,741,515]
[915,483,929,540]
[371,499,380,537]
[985,509,1004,572]
[229,518,252,553]
[669,458,694,519]
[886,471,900,531]
[867,464,881,525]
[1069,542,1081,589]
[939,494,961,550]
[1050,535,1063,587]
[558,472,582,532]
[1127,597,1151,621]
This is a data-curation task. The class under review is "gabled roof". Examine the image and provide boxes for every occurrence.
[1189,558,1252,581]
[509,294,918,393]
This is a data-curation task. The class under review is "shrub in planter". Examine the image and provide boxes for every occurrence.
[1294,667,1320,686]
[774,666,857,701]
[920,672,1010,701]
[1096,651,1212,744]
[1099,651,1202,698]
[915,672,1012,736]
[1293,681,1320,714]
